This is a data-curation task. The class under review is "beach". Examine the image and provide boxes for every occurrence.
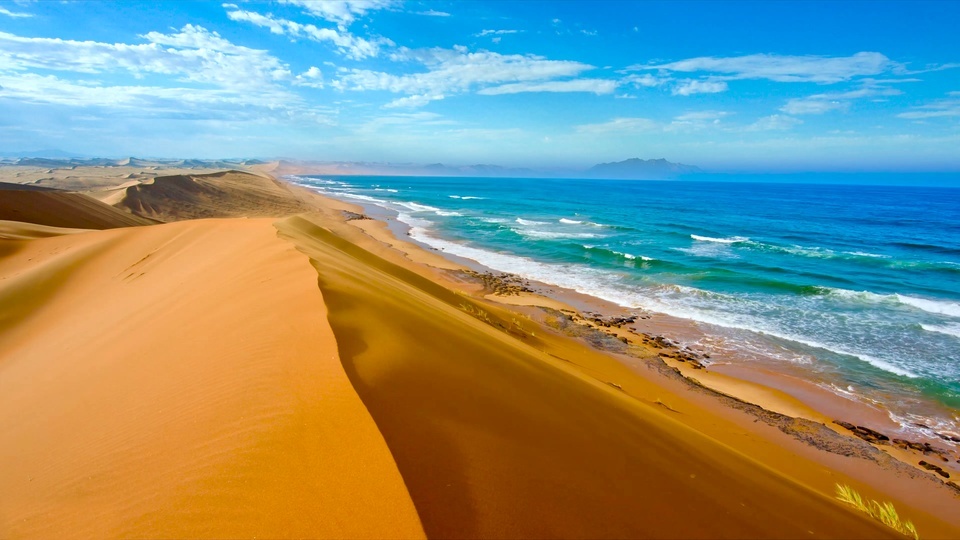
[1,165,958,538]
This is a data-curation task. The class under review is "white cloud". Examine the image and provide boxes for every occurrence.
[294,66,324,88]
[665,110,732,131]
[623,73,667,87]
[277,0,397,26]
[418,9,450,17]
[897,96,960,119]
[0,25,291,89]
[673,111,730,122]
[333,46,596,106]
[635,52,894,83]
[672,79,728,96]
[0,26,338,124]
[576,117,658,134]
[0,72,292,111]
[225,7,391,59]
[383,93,445,108]
[780,99,848,115]
[476,29,519,36]
[743,114,803,131]
[478,79,618,95]
[0,7,32,18]
[779,87,900,115]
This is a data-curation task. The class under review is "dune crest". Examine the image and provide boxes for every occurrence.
[0,218,424,538]
[276,214,895,539]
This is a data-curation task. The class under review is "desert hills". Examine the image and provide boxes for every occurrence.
[0,165,957,538]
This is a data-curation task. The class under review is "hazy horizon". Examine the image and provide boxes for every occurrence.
[1,1,958,172]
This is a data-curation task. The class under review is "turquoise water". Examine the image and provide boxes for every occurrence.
[292,175,960,434]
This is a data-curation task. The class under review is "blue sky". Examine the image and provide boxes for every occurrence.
[1,0,958,171]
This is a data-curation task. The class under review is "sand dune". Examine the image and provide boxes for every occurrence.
[0,183,155,229]
[277,214,896,539]
[117,170,316,221]
[0,219,423,538]
[2,167,954,538]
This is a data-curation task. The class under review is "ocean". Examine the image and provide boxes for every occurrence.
[291,174,960,436]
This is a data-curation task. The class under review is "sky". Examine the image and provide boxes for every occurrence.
[0,0,958,172]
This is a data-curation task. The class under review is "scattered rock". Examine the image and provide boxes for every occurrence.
[342,210,371,221]
[919,460,950,478]
[946,481,960,494]
[463,270,534,296]
[833,421,890,444]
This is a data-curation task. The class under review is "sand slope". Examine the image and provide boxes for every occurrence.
[0,219,424,538]
[117,170,315,221]
[0,183,155,229]
[278,214,895,539]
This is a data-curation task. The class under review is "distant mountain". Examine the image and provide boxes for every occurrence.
[585,158,701,180]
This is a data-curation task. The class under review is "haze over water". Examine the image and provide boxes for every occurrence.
[294,174,960,436]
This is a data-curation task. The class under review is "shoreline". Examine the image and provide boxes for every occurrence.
[2,165,958,536]
[284,175,960,491]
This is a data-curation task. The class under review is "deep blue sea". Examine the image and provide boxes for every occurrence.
[292,175,960,434]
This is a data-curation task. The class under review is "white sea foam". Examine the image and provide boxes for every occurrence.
[822,288,892,303]
[516,229,600,240]
[435,210,462,217]
[449,195,485,200]
[921,323,960,339]
[848,251,889,259]
[481,217,509,224]
[691,234,749,244]
[515,218,547,226]
[559,218,583,225]
[405,215,921,378]
[374,188,399,193]
[896,294,960,317]
[342,193,387,203]
[397,201,441,213]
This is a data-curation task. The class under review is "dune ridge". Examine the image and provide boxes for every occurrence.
[0,218,423,538]
[0,183,156,229]
[276,214,897,539]
[117,170,316,221]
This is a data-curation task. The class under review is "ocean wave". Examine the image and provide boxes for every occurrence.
[581,244,654,262]
[818,288,960,317]
[397,201,441,213]
[342,193,387,203]
[896,294,960,317]
[691,234,749,244]
[559,218,583,225]
[892,242,960,257]
[516,229,601,240]
[480,217,509,224]
[374,188,399,193]
[515,218,548,226]
[435,210,462,217]
[449,195,485,200]
[394,217,919,379]
[848,251,889,259]
[921,323,960,339]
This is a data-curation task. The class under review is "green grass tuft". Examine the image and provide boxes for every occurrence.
[835,484,918,539]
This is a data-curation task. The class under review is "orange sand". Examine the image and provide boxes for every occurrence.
[0,167,956,538]
[0,218,423,538]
